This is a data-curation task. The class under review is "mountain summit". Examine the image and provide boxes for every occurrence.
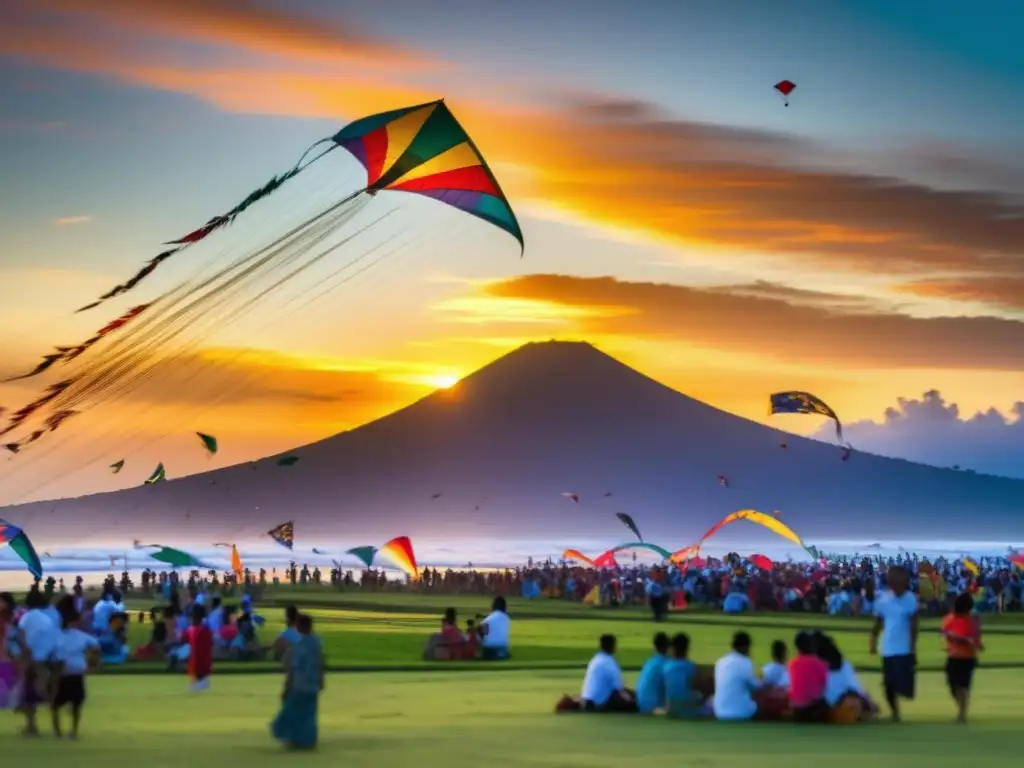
[4,340,1023,546]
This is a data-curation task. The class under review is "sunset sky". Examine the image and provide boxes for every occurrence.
[1,0,1022,504]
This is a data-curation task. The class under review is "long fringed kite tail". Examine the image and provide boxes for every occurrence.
[8,303,154,382]
[74,141,336,314]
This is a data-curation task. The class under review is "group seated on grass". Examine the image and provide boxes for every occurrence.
[555,629,879,724]
[422,597,511,661]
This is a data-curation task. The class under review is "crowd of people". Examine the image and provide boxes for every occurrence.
[559,567,984,725]
[0,549,1002,748]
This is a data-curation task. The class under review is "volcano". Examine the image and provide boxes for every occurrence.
[3,341,1023,547]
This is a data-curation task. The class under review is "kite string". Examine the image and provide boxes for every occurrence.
[0,201,404,504]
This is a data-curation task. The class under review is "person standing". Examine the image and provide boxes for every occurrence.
[870,566,918,722]
[271,614,325,750]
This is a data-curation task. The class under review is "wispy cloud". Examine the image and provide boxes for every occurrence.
[465,273,1024,371]
[52,215,91,226]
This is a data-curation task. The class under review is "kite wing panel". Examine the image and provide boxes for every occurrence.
[332,100,523,249]
[380,536,418,578]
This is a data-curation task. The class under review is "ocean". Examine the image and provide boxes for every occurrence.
[0,535,1018,590]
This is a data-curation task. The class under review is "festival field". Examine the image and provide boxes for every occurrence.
[112,591,1024,672]
[5,593,1024,765]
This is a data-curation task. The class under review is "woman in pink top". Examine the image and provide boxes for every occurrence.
[788,631,830,722]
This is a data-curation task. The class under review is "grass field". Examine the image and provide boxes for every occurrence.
[4,592,1021,765]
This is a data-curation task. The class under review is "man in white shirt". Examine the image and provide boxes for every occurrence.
[870,566,918,722]
[580,634,636,711]
[478,597,511,660]
[713,631,762,721]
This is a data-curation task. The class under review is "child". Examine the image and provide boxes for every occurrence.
[51,602,100,739]
[635,632,669,713]
[185,604,213,692]
[761,640,790,690]
[942,593,983,723]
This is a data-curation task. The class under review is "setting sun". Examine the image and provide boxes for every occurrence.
[428,374,460,389]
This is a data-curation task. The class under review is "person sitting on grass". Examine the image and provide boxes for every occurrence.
[230,608,266,661]
[580,634,637,712]
[423,608,472,661]
[788,631,829,723]
[761,640,790,691]
[477,597,511,661]
[664,632,708,718]
[635,632,670,713]
[818,633,877,724]
[942,592,983,724]
[713,631,787,721]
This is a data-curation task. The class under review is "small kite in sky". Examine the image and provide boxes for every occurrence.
[268,521,294,550]
[841,445,853,462]
[561,492,580,504]
[718,475,729,488]
[110,460,125,474]
[431,493,442,499]
[603,492,613,498]
[196,432,218,456]
[769,391,843,443]
[615,512,642,541]
[276,456,299,467]
[774,79,796,106]
[145,463,166,485]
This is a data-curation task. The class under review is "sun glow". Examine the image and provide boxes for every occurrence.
[428,374,460,389]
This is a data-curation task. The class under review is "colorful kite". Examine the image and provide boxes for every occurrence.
[748,554,774,571]
[196,432,218,456]
[268,521,294,550]
[774,80,796,107]
[562,549,595,566]
[332,100,522,250]
[769,391,843,443]
[615,513,642,541]
[670,544,701,565]
[148,546,207,568]
[345,545,378,568]
[601,542,672,560]
[700,509,805,549]
[144,463,166,484]
[0,519,43,580]
[592,551,619,569]
[380,536,417,578]
[962,557,979,577]
[75,99,521,315]
[230,545,244,581]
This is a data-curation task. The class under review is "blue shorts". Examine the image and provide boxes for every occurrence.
[882,654,916,699]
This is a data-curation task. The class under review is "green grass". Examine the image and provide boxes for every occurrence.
[6,595,1022,765]
[118,592,1024,673]
[3,670,1022,766]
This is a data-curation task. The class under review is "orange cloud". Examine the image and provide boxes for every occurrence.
[895,277,1024,312]
[28,0,433,68]
[478,274,1024,370]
